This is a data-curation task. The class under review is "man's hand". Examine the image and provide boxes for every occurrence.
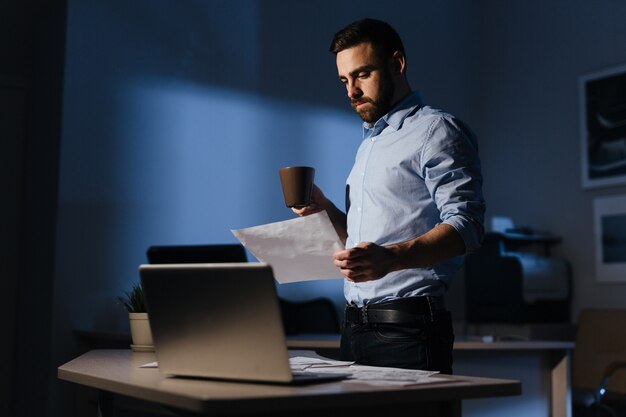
[291,183,348,245]
[333,224,466,282]
[291,184,327,217]
[333,242,398,282]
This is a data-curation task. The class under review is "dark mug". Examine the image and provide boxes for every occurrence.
[279,166,315,208]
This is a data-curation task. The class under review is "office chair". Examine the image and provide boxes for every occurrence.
[572,309,626,417]
[279,297,340,335]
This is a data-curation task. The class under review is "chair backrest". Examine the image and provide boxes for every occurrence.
[573,308,626,394]
[279,298,340,335]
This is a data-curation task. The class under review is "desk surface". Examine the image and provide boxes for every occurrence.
[58,350,520,416]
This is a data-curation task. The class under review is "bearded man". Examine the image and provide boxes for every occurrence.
[293,18,485,372]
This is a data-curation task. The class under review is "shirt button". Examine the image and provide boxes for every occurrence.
[360,172,365,176]
[357,207,362,212]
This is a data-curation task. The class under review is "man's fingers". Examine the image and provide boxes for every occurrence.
[334,246,367,261]
[334,258,357,268]
[339,266,365,281]
[291,204,322,217]
[340,267,375,282]
[334,256,368,269]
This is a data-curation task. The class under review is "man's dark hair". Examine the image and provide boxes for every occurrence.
[329,18,406,62]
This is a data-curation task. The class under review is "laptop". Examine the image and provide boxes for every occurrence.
[139,262,348,385]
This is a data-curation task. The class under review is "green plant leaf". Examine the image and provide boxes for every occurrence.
[118,282,146,313]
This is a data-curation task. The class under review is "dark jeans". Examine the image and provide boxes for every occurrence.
[339,310,454,373]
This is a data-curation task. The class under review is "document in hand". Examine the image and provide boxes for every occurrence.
[231,211,344,283]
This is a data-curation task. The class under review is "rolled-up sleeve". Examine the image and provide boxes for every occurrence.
[420,116,485,252]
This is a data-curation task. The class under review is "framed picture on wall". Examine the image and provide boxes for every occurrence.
[593,194,626,283]
[580,63,626,188]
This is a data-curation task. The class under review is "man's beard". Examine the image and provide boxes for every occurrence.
[351,70,395,124]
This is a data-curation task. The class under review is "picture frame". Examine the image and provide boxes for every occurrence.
[593,194,626,283]
[579,63,626,189]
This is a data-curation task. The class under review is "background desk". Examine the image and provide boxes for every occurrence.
[286,336,574,417]
[58,349,520,417]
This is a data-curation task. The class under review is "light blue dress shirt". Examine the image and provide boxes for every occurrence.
[345,91,485,306]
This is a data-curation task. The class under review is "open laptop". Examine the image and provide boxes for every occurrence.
[139,262,348,385]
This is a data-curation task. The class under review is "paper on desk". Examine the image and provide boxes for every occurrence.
[231,211,344,283]
[340,365,443,386]
[290,357,447,386]
[343,374,450,387]
[140,361,158,368]
[289,356,354,371]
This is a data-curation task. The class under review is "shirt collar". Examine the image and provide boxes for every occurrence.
[362,91,424,139]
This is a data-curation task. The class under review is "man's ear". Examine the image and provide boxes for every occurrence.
[390,51,406,76]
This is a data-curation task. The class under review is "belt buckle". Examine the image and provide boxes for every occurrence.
[361,305,369,325]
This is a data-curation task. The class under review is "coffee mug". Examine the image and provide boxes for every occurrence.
[278,166,315,208]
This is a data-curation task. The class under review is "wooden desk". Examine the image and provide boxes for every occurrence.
[286,335,574,417]
[58,350,520,417]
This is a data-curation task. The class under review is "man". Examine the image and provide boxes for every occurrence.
[293,18,485,372]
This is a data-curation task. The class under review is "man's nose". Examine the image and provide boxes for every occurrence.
[347,81,362,99]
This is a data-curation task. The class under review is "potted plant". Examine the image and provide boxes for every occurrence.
[118,282,154,351]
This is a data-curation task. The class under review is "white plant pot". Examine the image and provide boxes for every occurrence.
[129,312,154,351]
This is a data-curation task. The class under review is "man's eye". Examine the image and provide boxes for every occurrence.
[357,72,370,79]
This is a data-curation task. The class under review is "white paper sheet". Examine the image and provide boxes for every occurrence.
[289,356,354,371]
[231,211,344,284]
[289,356,446,386]
[139,361,158,368]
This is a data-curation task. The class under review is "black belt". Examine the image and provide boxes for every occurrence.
[344,296,445,325]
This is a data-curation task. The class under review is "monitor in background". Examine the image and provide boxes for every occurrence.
[146,244,247,264]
